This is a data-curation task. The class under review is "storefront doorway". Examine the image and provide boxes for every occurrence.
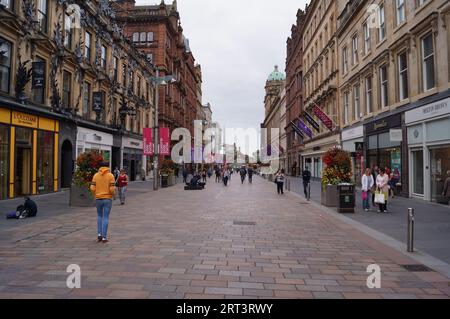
[61,140,73,189]
[411,149,424,196]
[15,127,33,196]
[0,124,8,200]
[430,146,450,202]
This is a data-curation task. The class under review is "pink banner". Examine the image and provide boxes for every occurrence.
[159,127,170,156]
[143,128,153,156]
[313,105,333,131]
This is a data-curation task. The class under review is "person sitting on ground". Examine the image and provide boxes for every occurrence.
[6,197,38,219]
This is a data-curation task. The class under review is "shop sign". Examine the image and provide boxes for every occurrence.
[366,114,402,134]
[160,128,170,156]
[11,111,38,128]
[390,129,403,142]
[143,128,153,156]
[391,150,401,172]
[32,62,45,89]
[405,97,450,124]
[342,125,364,141]
[355,142,364,152]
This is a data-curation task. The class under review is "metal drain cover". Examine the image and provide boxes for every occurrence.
[233,221,256,226]
[402,264,434,272]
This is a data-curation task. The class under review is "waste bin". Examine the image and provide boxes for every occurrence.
[337,184,355,213]
[161,174,169,188]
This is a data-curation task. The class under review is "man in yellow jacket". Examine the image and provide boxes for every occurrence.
[90,163,116,243]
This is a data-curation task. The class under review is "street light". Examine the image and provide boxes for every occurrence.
[150,70,176,191]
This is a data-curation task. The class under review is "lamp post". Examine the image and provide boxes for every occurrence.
[150,69,176,191]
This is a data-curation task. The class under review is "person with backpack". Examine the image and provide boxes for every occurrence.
[248,167,254,184]
[90,162,116,243]
[302,167,312,199]
[240,166,247,184]
[116,169,129,205]
[275,169,286,195]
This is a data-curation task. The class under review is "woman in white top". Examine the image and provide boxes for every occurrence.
[376,168,390,213]
[361,168,374,212]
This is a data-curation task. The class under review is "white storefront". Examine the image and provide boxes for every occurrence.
[342,125,364,184]
[76,127,113,167]
[405,97,450,202]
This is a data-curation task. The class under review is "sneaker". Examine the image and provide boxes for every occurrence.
[365,209,369,212]
[97,235,102,242]
[384,210,388,214]
[377,210,381,213]
[102,238,109,243]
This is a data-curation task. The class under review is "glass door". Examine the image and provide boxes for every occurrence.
[15,127,33,197]
[411,149,424,196]
[430,146,450,202]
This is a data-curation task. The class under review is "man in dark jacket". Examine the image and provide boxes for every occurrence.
[302,167,311,199]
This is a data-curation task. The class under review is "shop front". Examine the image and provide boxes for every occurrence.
[405,97,450,203]
[364,113,405,195]
[122,136,145,182]
[342,125,364,185]
[0,108,59,199]
[302,134,341,179]
[76,127,113,168]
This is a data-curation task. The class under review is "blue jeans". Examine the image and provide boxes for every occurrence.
[118,187,127,204]
[96,199,112,239]
[362,191,371,210]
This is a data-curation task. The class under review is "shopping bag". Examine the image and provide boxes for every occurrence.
[361,191,368,201]
[374,192,386,204]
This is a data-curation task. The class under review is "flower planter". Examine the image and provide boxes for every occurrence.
[321,184,339,207]
[70,184,96,207]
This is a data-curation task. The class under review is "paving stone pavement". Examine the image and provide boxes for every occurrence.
[0,176,449,299]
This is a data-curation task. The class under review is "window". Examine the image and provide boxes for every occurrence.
[32,57,45,104]
[344,92,349,125]
[147,32,154,43]
[137,76,141,96]
[363,22,370,54]
[140,32,146,44]
[422,32,435,91]
[132,33,139,43]
[62,71,72,109]
[122,63,127,86]
[0,38,12,94]
[398,52,409,100]
[396,0,406,25]
[379,65,388,108]
[418,0,428,6]
[101,45,106,69]
[64,13,72,50]
[365,76,373,114]
[36,131,54,194]
[353,85,360,120]
[84,32,91,61]
[379,4,386,42]
[352,35,358,65]
[37,0,48,33]
[342,46,348,73]
[82,82,90,117]
[0,0,12,10]
[113,57,118,81]
[146,53,153,64]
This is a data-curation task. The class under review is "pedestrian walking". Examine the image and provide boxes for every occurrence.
[361,168,374,212]
[240,166,247,184]
[90,163,116,243]
[223,168,230,186]
[275,169,286,195]
[116,169,129,205]
[215,167,221,183]
[375,168,389,213]
[113,167,120,181]
[182,167,188,184]
[202,169,207,183]
[302,167,311,199]
[371,165,379,207]
[248,167,254,184]
[207,167,213,179]
[389,168,400,198]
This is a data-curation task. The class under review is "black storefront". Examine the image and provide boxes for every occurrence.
[364,113,407,196]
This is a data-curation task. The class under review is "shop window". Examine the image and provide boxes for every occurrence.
[0,124,9,200]
[431,147,450,202]
[36,130,54,194]
[412,150,424,195]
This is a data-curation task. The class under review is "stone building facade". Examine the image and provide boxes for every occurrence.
[0,0,155,199]
[337,0,449,199]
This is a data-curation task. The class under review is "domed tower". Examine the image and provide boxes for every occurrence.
[264,65,285,118]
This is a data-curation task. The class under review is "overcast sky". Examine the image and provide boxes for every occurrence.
[135,0,308,154]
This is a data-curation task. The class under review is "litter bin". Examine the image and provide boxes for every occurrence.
[337,184,355,214]
[161,174,169,188]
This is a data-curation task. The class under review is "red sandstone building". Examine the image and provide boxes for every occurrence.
[285,9,305,176]
[115,0,201,138]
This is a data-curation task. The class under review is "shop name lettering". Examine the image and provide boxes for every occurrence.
[374,120,387,130]
[423,102,448,115]
[13,113,37,125]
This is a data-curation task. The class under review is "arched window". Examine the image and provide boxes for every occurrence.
[132,33,139,43]
[140,32,146,43]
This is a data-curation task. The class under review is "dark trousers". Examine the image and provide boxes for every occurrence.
[379,202,388,212]
[277,182,284,194]
[303,181,310,197]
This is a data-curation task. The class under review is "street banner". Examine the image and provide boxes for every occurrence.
[143,128,153,156]
[290,121,304,139]
[159,127,170,156]
[297,118,313,139]
[313,104,333,131]
[32,61,45,89]
[303,111,320,132]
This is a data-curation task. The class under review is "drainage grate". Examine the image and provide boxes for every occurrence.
[299,202,310,205]
[402,264,434,272]
[16,225,88,243]
[233,221,256,226]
